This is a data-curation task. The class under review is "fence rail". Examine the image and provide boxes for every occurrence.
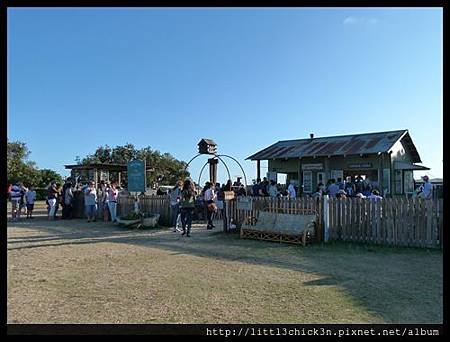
[117,195,442,249]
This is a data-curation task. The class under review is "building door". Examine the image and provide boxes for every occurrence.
[302,171,313,193]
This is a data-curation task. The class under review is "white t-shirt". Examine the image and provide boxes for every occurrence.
[204,188,216,201]
[367,194,383,201]
[107,187,119,202]
[421,182,433,199]
[288,184,296,198]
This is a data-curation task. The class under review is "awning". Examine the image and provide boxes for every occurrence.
[394,161,430,171]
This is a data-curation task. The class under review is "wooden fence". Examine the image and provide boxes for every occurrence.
[117,195,443,249]
[326,197,443,249]
[117,195,171,226]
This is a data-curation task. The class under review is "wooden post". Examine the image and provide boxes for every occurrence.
[256,160,261,180]
[323,195,330,242]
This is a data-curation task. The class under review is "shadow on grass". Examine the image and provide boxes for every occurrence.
[7,219,443,323]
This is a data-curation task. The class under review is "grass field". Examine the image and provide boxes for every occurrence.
[7,201,442,323]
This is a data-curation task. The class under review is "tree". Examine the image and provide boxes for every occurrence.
[7,140,63,187]
[38,169,63,188]
[76,144,189,187]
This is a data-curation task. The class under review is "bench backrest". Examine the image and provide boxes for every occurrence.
[275,213,316,234]
[252,211,316,234]
[253,211,277,232]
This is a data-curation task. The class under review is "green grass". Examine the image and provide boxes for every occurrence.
[7,217,442,324]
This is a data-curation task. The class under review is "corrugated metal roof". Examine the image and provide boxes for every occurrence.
[247,130,421,163]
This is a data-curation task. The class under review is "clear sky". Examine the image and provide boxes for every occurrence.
[7,8,443,184]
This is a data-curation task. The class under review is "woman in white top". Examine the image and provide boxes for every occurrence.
[107,181,119,223]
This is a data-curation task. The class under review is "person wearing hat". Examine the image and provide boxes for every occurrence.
[336,189,347,199]
[368,189,383,201]
[419,175,433,199]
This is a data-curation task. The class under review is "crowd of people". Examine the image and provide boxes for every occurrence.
[7,178,122,223]
[8,182,36,221]
[9,174,434,231]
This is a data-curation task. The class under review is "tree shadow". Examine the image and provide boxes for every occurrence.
[7,220,443,323]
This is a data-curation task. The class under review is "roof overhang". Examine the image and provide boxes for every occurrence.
[394,161,430,171]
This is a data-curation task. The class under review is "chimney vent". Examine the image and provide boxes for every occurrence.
[310,133,314,139]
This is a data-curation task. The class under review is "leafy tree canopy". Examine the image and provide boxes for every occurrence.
[77,144,189,187]
[7,140,63,187]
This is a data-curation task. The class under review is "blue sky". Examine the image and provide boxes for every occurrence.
[7,8,443,184]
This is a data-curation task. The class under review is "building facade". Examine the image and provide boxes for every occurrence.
[247,130,430,197]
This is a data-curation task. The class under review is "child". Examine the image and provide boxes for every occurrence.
[25,186,37,219]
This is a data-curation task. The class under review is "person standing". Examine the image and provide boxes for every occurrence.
[107,181,119,223]
[47,182,58,220]
[9,182,22,221]
[19,184,28,217]
[268,180,278,198]
[204,182,217,230]
[25,186,37,219]
[84,181,97,222]
[64,182,74,219]
[287,181,296,199]
[53,183,62,219]
[345,181,355,197]
[326,179,340,198]
[169,181,183,232]
[179,179,196,237]
[99,181,110,223]
[419,175,433,199]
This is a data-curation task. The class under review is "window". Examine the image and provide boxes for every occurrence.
[403,170,414,193]
[395,170,403,194]
[382,168,390,195]
[331,170,343,182]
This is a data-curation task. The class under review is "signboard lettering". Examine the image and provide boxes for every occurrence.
[347,163,373,169]
[301,163,323,170]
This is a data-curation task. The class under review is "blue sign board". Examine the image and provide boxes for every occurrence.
[127,159,146,192]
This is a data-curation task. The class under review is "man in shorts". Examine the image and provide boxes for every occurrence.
[25,186,37,219]
[9,182,22,221]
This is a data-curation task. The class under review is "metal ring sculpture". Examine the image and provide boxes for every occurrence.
[215,154,248,195]
[183,153,231,186]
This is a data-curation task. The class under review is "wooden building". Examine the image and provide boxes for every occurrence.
[65,163,154,189]
[246,130,430,197]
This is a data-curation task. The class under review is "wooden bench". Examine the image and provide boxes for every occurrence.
[240,210,317,246]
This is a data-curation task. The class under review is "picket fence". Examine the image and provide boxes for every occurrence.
[117,195,443,249]
[326,197,443,249]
